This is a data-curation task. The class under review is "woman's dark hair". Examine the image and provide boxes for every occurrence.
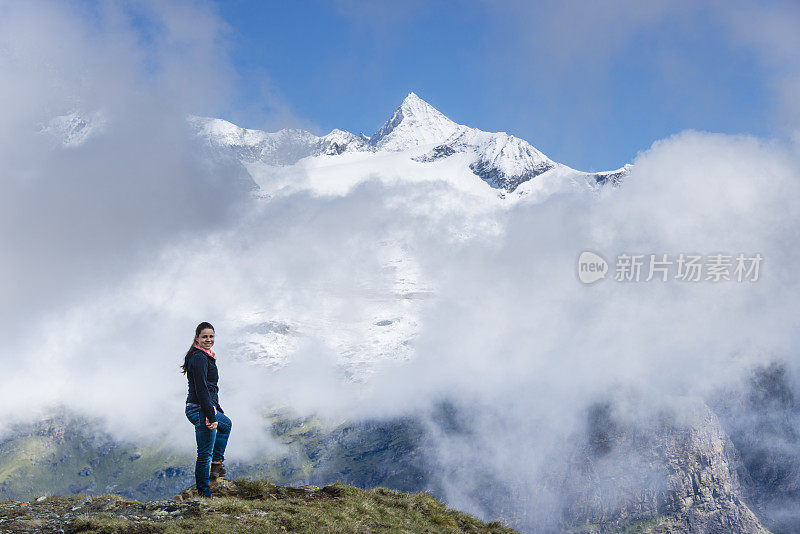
[180,322,215,374]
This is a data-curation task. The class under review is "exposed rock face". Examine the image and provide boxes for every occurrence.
[711,362,800,534]
[563,401,768,533]
[469,156,554,192]
[413,128,557,192]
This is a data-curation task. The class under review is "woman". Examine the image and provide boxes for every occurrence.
[181,322,232,497]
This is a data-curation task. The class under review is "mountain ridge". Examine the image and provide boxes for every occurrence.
[46,92,630,198]
[190,92,631,197]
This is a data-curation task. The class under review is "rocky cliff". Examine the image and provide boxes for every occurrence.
[562,402,768,533]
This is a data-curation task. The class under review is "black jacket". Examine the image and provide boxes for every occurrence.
[185,348,223,423]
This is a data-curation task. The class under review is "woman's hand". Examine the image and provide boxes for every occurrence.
[205,417,218,430]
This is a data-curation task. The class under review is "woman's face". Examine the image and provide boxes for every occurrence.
[195,328,215,350]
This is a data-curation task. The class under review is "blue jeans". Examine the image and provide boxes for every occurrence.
[185,404,232,496]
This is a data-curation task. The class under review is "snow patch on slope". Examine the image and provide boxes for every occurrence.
[42,111,106,147]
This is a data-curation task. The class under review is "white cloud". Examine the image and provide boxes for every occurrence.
[0,0,246,346]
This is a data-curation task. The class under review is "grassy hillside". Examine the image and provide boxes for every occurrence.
[0,408,432,503]
[0,478,519,533]
[0,414,190,500]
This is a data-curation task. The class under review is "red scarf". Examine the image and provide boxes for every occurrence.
[193,342,216,360]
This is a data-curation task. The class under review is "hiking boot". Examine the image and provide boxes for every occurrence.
[210,462,226,479]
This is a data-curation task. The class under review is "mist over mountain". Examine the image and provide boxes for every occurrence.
[9,92,800,533]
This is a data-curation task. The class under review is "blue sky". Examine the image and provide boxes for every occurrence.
[206,1,793,171]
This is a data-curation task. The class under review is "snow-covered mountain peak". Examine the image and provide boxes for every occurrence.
[319,129,371,155]
[187,95,630,197]
[398,92,436,115]
[189,115,320,165]
[42,111,106,147]
[411,128,559,192]
[369,92,463,151]
[189,116,315,147]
